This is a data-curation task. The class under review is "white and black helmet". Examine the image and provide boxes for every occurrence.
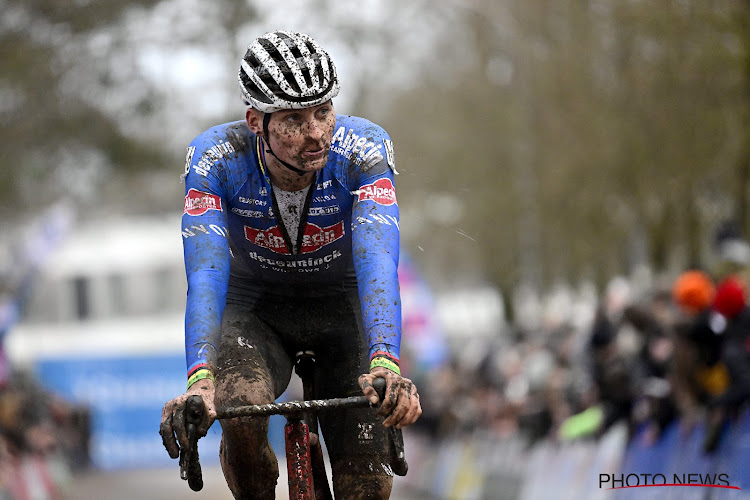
[239,31,340,113]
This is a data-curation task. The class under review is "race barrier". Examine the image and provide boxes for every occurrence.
[614,413,750,500]
[34,353,287,470]
[397,408,750,500]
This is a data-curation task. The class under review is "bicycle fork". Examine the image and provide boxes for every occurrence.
[292,351,333,500]
[284,417,315,499]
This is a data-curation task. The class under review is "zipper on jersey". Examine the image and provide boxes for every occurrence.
[257,136,317,256]
[268,176,315,255]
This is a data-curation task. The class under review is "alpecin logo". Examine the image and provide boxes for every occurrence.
[184,188,222,216]
[355,178,397,206]
[245,221,345,255]
[245,225,287,253]
[599,473,740,491]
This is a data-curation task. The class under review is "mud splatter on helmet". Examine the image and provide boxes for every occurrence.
[239,31,340,113]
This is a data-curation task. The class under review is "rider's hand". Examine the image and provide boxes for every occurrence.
[359,367,422,429]
[160,378,217,459]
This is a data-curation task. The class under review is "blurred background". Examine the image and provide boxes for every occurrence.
[2,0,750,498]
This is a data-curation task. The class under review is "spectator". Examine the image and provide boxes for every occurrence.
[702,275,750,451]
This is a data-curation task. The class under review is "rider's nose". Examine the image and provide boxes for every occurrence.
[304,117,325,140]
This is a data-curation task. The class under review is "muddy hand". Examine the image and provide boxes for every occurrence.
[160,378,217,458]
[359,367,422,429]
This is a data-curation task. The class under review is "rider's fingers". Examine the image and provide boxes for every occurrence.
[196,400,215,437]
[398,387,422,428]
[378,377,399,417]
[383,381,412,427]
[171,404,189,450]
[359,374,379,404]
[160,405,180,459]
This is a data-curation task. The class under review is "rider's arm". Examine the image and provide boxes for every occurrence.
[350,135,402,376]
[350,128,421,428]
[181,142,232,390]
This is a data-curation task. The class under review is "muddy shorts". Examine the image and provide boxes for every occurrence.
[215,287,394,477]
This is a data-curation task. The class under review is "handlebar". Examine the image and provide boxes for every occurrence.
[180,377,407,492]
[215,377,387,420]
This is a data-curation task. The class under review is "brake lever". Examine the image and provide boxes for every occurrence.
[180,395,205,491]
[371,377,409,476]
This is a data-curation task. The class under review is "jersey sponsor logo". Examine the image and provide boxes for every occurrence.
[308,205,340,216]
[238,196,268,207]
[330,126,384,170]
[247,249,343,272]
[244,221,345,255]
[313,194,336,203]
[300,221,345,253]
[184,189,222,216]
[191,140,236,177]
[231,207,265,218]
[245,225,287,253]
[354,178,397,206]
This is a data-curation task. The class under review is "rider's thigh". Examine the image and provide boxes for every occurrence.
[215,302,294,406]
[214,303,292,498]
[310,290,396,488]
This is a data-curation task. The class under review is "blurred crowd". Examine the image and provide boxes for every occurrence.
[407,222,750,456]
[0,208,90,500]
[3,214,750,497]
[0,369,90,500]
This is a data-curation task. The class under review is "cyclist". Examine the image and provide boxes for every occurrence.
[160,30,422,499]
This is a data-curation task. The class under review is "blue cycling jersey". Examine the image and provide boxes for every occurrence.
[181,114,401,382]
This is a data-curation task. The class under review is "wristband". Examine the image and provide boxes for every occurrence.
[187,368,215,389]
[370,356,401,376]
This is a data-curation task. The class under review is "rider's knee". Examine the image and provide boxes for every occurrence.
[220,415,270,445]
[215,369,275,409]
[332,469,393,500]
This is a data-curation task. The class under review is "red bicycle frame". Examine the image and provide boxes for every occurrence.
[285,418,315,499]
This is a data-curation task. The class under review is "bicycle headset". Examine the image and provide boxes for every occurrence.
[238,30,340,176]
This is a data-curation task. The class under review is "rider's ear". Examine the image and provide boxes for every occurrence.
[245,108,263,135]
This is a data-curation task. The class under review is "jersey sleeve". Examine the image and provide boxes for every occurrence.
[181,138,231,388]
[349,129,403,374]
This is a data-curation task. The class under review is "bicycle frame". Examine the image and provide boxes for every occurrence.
[285,416,315,499]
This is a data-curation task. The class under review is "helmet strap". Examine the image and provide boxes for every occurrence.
[262,113,308,177]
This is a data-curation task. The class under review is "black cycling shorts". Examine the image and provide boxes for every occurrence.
[215,288,394,477]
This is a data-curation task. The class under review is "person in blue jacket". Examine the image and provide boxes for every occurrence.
[160,30,421,499]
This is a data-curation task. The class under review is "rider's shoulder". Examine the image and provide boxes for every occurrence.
[183,120,257,183]
[331,115,394,179]
[189,120,256,153]
[333,114,390,140]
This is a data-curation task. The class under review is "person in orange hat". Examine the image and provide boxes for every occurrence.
[669,270,726,440]
[672,270,716,316]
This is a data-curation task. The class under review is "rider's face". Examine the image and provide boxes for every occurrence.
[265,101,336,172]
